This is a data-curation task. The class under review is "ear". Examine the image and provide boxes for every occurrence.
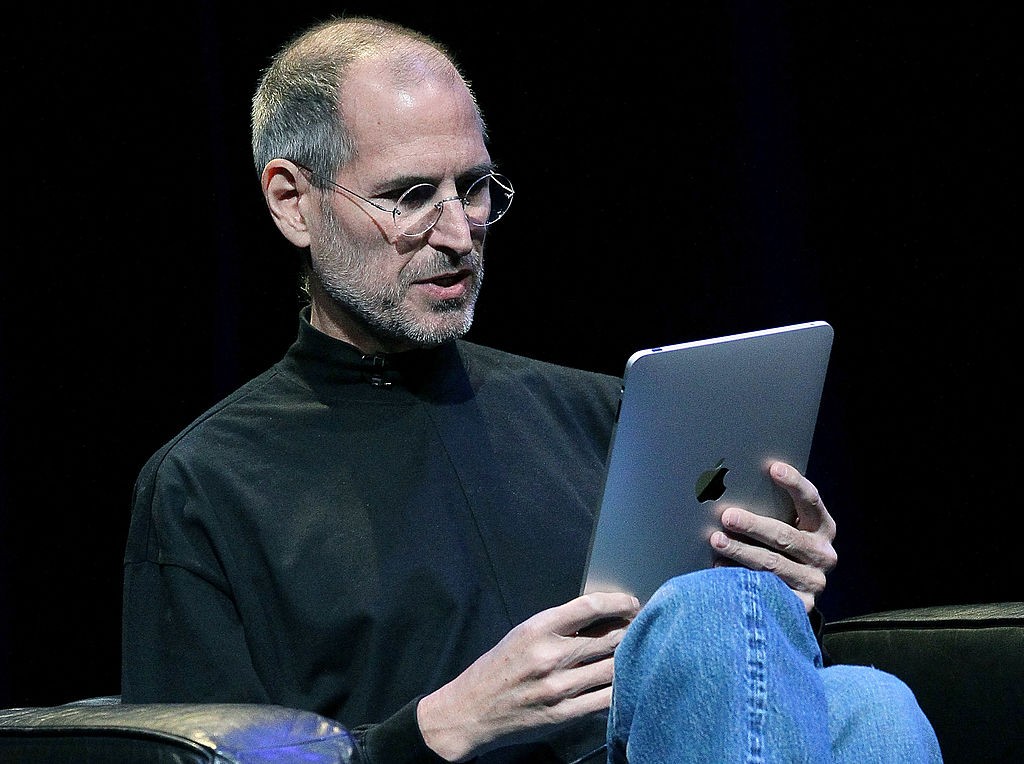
[261,159,317,249]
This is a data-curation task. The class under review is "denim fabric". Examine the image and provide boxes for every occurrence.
[608,568,941,763]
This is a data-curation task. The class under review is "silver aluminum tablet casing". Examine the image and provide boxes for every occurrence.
[582,321,834,603]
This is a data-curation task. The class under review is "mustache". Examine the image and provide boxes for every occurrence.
[404,250,483,283]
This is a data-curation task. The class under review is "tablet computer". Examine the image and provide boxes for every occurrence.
[581,321,834,603]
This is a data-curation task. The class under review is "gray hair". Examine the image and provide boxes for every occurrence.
[251,16,486,185]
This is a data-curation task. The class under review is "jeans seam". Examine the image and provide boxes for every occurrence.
[744,571,768,764]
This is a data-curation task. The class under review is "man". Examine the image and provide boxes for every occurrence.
[122,16,940,763]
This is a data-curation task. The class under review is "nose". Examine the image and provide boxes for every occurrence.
[426,195,478,256]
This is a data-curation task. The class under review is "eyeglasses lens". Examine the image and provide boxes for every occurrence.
[395,174,514,236]
[473,174,514,226]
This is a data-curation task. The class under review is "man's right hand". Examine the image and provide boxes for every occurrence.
[416,591,640,762]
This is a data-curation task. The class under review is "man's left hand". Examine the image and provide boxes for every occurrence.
[709,461,837,612]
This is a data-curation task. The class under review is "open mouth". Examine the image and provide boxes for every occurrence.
[412,269,475,300]
[417,269,473,287]
[429,273,465,287]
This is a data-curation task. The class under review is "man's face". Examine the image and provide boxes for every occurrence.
[307,57,492,353]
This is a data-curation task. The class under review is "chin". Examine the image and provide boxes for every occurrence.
[403,309,475,348]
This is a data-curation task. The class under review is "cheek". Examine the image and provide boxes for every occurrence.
[316,221,402,278]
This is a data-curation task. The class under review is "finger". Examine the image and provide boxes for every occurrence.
[710,530,826,600]
[769,462,835,536]
[719,507,834,570]
[536,592,640,637]
[575,616,631,639]
[546,653,617,702]
[564,619,633,668]
[544,682,614,721]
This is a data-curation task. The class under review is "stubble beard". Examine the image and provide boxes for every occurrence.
[310,206,484,350]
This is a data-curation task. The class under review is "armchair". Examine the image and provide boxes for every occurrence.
[822,601,1023,763]
[0,695,359,763]
[2,601,1020,763]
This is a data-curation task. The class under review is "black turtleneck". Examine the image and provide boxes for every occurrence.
[122,310,622,763]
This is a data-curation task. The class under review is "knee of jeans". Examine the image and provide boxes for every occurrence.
[624,568,816,668]
[826,664,935,739]
[814,663,942,764]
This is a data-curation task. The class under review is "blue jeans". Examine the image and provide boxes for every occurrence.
[608,568,942,763]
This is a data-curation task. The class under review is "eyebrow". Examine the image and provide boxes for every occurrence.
[375,162,498,194]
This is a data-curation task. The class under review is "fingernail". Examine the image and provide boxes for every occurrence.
[711,531,728,549]
[771,463,787,479]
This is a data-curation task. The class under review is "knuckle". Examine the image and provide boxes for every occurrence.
[519,639,560,675]
[824,515,838,539]
[809,540,838,571]
[776,527,799,552]
[536,674,563,701]
[760,551,784,573]
[808,569,827,595]
[577,592,605,619]
[822,546,838,571]
[516,619,544,644]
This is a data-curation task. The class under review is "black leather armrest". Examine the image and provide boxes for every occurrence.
[823,602,1023,764]
[0,696,361,763]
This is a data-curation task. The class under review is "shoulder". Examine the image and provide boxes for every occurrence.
[455,340,621,398]
[127,362,302,558]
[134,363,295,486]
[452,340,622,431]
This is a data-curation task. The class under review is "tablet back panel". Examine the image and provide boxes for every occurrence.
[582,321,833,603]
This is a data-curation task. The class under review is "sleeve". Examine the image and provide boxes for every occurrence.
[121,447,271,704]
[353,697,448,764]
[121,448,451,762]
[121,558,271,703]
[123,561,447,762]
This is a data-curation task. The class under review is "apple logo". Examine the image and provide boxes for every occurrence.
[695,459,729,503]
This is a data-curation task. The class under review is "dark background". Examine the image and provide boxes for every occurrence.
[1,3,1019,707]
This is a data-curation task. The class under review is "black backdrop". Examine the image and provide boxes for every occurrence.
[1,3,1019,708]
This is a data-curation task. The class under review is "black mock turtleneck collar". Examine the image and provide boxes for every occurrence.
[278,308,460,391]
